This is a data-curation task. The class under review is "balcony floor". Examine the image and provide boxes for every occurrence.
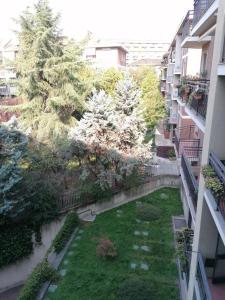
[208,280,225,300]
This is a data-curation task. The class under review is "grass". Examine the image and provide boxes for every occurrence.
[47,188,182,300]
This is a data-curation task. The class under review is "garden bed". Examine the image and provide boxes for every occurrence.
[47,188,182,300]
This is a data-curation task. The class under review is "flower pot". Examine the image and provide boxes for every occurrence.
[193,94,204,100]
[164,130,170,139]
[184,86,190,94]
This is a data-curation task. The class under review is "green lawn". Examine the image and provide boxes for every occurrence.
[47,188,182,300]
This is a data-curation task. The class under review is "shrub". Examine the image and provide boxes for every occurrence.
[117,278,152,300]
[201,165,215,178]
[52,211,79,253]
[18,260,59,300]
[136,203,160,221]
[0,224,33,268]
[168,149,176,160]
[96,238,117,259]
[79,182,113,203]
[205,177,224,197]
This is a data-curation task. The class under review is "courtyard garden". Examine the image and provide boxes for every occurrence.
[46,188,182,300]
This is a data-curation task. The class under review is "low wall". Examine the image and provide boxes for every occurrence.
[78,175,181,216]
[0,175,180,294]
[0,217,65,293]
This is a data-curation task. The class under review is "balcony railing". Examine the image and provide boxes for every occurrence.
[186,79,209,121]
[182,10,194,41]
[181,148,202,210]
[209,152,225,218]
[222,36,225,63]
[193,0,216,27]
[196,253,212,300]
[174,129,201,156]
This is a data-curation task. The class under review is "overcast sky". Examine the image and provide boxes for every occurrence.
[1,0,193,42]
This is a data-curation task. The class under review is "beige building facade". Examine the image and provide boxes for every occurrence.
[160,0,225,299]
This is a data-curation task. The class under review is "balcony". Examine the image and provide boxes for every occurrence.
[160,82,166,92]
[184,79,209,125]
[218,37,225,76]
[196,253,213,300]
[181,10,194,42]
[208,152,225,219]
[174,126,201,156]
[193,0,216,28]
[181,147,202,211]
[169,112,178,124]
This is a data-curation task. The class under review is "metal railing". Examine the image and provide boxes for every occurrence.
[222,36,225,63]
[181,148,202,210]
[182,10,194,41]
[186,79,210,120]
[209,152,225,218]
[193,0,216,27]
[174,129,201,156]
[196,253,212,300]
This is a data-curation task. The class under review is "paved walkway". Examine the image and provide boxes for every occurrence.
[152,157,180,176]
[0,285,22,300]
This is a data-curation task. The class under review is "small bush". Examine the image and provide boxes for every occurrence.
[96,238,117,259]
[0,224,33,267]
[202,165,215,178]
[205,177,224,197]
[80,182,113,203]
[117,278,152,300]
[18,260,59,300]
[168,149,176,160]
[52,211,79,253]
[136,203,160,221]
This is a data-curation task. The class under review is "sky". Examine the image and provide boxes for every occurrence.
[1,0,193,42]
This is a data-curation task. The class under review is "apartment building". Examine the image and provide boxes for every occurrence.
[0,39,18,97]
[160,0,225,299]
[84,42,127,70]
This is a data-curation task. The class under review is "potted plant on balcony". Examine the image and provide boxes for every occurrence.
[192,88,205,101]
[202,165,224,198]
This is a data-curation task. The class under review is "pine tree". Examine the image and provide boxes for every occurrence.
[0,118,31,224]
[69,78,152,190]
[15,0,88,144]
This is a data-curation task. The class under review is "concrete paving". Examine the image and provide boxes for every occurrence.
[0,285,23,300]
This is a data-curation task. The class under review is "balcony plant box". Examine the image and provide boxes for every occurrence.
[192,88,205,101]
[164,130,170,139]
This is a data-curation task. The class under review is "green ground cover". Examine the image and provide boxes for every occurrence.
[47,188,182,300]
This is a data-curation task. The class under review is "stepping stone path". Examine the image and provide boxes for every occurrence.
[48,284,58,293]
[131,209,151,272]
[116,209,123,218]
[59,269,67,277]
[78,229,84,234]
[140,263,149,271]
[63,259,69,265]
[68,251,74,256]
[142,231,149,236]
[141,245,150,252]
[133,245,139,250]
[160,193,169,199]
[130,262,137,270]
[75,235,81,240]
[72,242,78,248]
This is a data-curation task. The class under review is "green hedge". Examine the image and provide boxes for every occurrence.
[0,224,33,268]
[52,211,79,253]
[18,260,58,300]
